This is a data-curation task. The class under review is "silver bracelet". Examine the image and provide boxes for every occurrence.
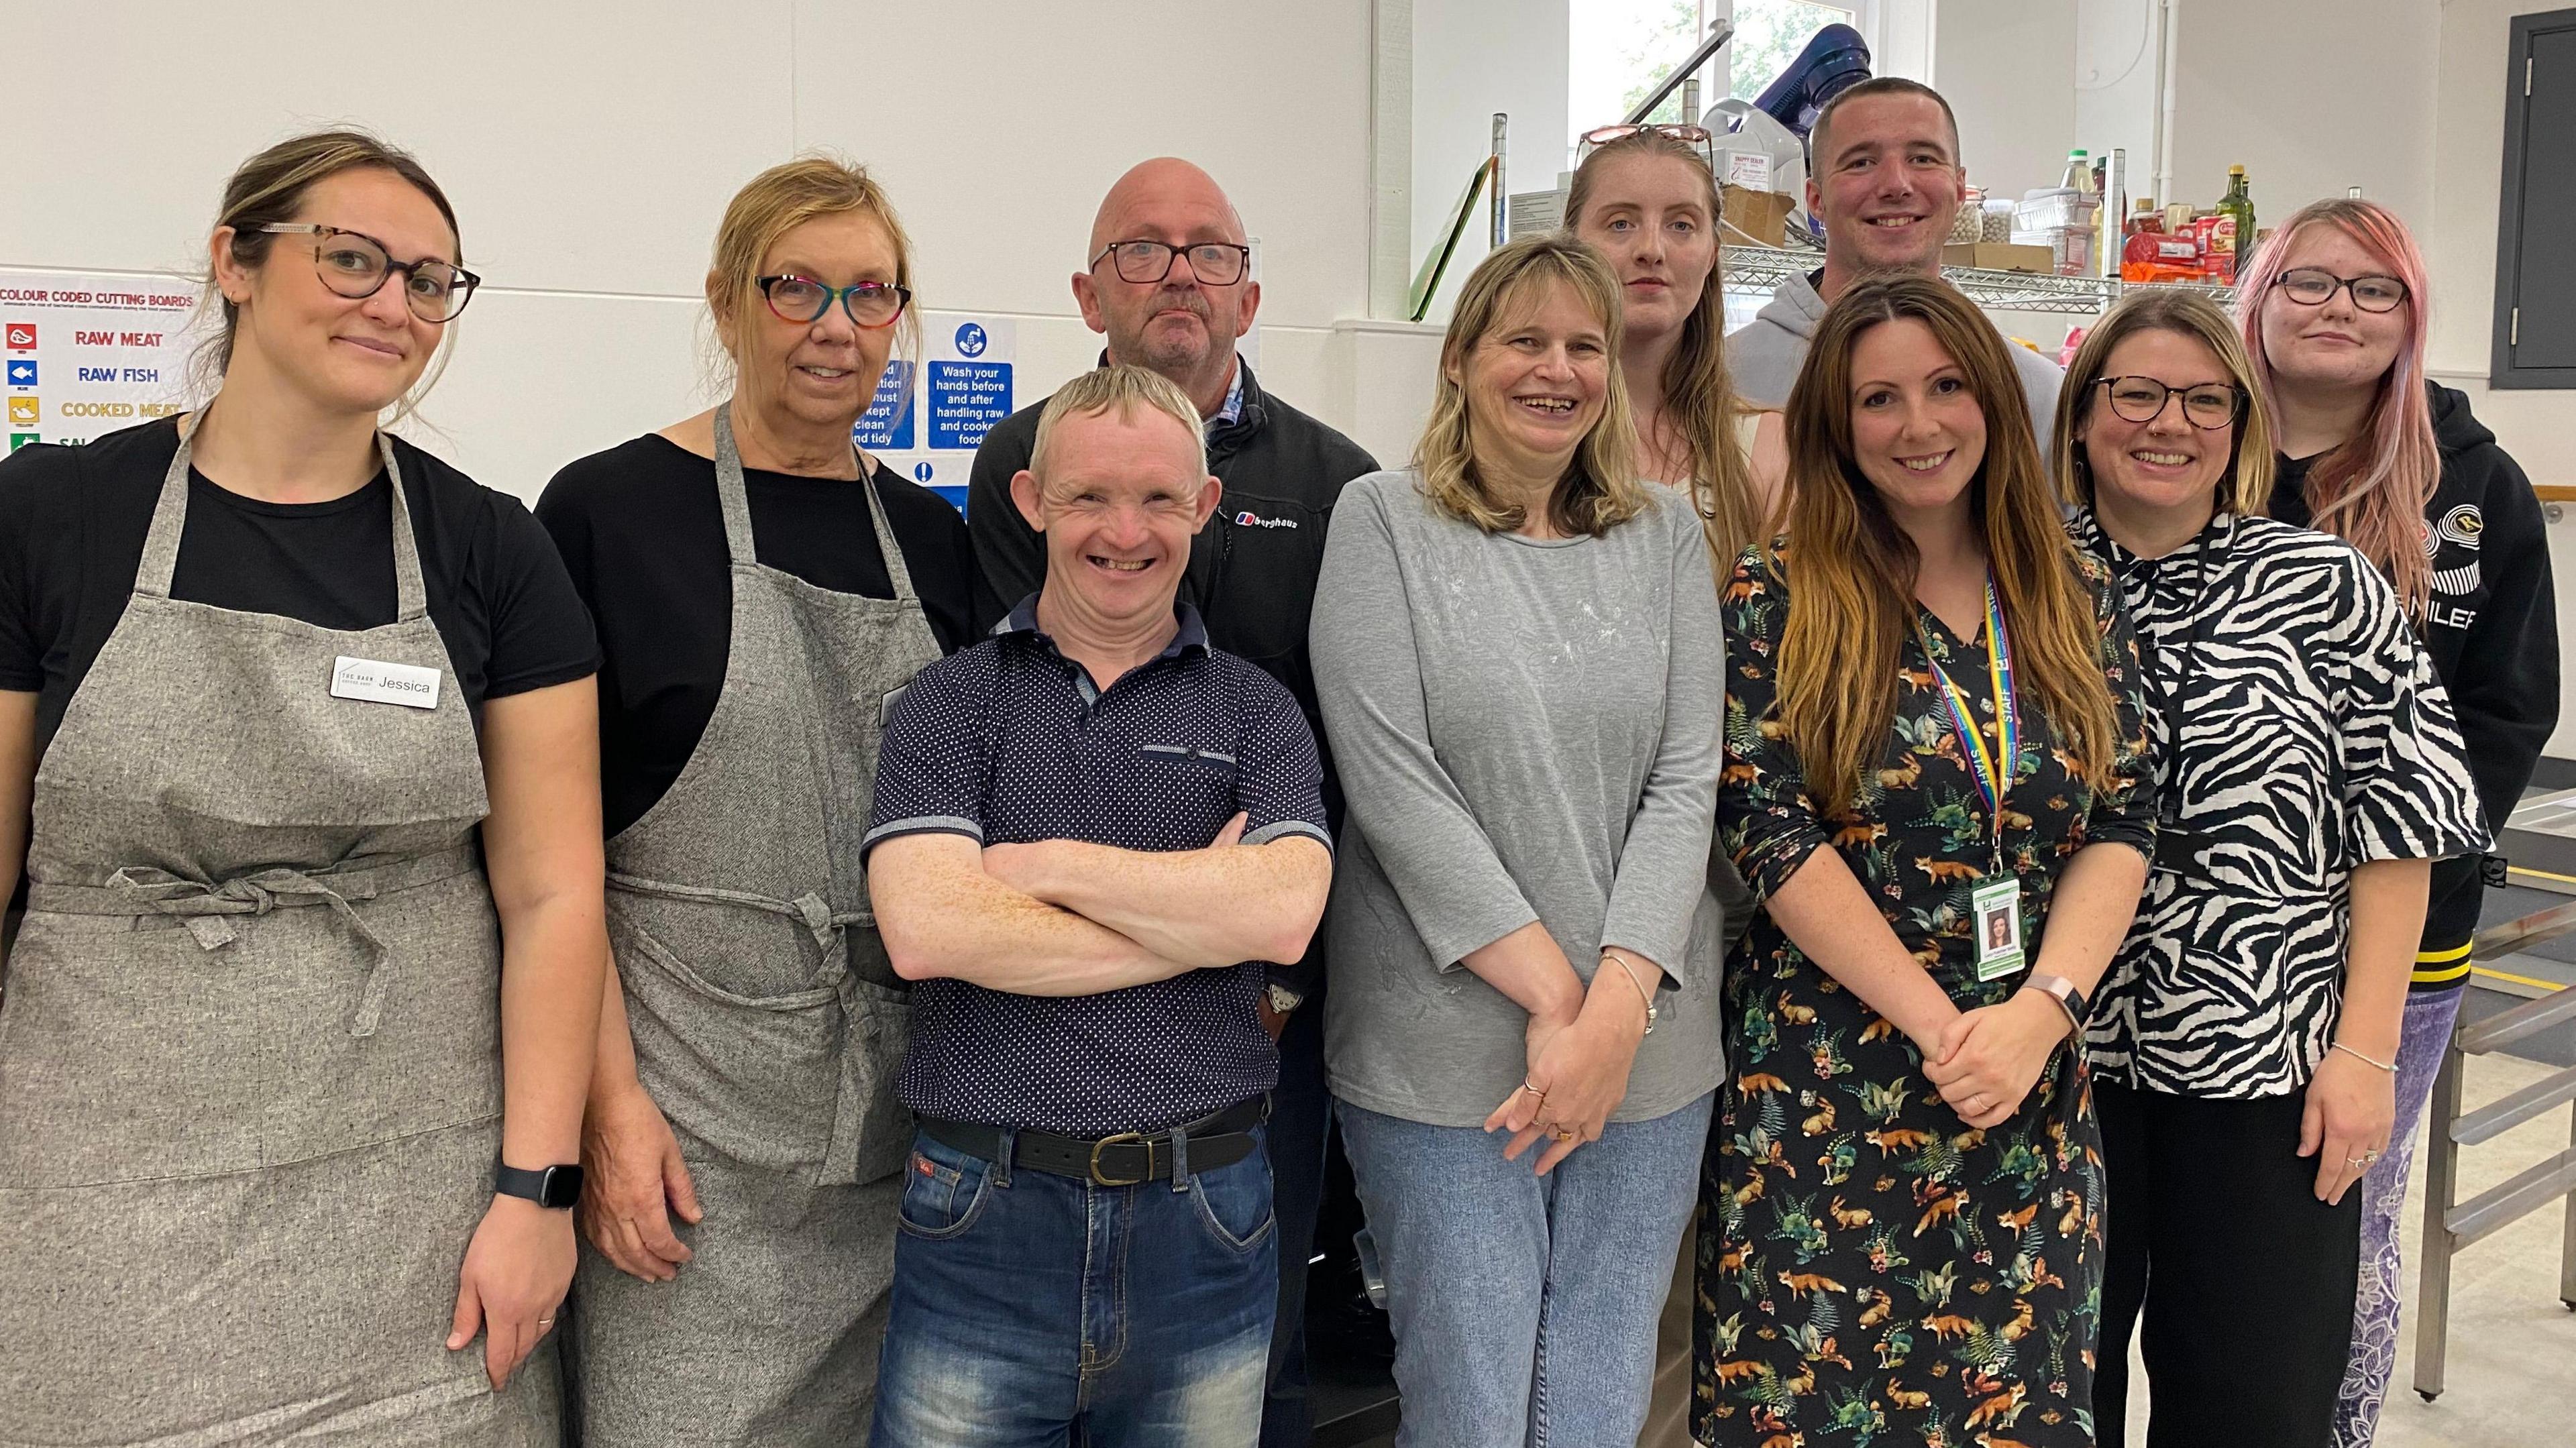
[1605,952,1658,1036]
[2332,1041,2398,1074]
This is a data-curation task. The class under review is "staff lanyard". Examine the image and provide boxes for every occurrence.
[1919,578,2019,872]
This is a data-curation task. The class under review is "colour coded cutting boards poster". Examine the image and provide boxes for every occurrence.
[854,312,1016,514]
[3,272,201,451]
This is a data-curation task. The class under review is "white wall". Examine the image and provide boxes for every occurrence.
[0,1,1383,499]
[1935,0,2079,202]
[2165,0,2439,229]
[1412,0,1569,323]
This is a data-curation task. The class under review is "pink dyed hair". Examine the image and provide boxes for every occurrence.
[2235,198,2440,613]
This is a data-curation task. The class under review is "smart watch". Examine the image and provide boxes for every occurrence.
[494,1162,584,1210]
[2023,974,2090,1036]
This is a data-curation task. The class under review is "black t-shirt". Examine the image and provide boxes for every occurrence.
[535,434,985,838]
[0,418,600,755]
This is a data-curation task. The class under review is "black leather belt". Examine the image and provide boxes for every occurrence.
[919,1097,1267,1186]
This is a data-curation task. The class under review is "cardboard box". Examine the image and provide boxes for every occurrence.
[1945,241,2057,274]
[1721,186,1796,248]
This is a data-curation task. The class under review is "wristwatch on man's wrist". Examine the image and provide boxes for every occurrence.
[1264,983,1304,1017]
[2023,974,2089,1037]
[494,1161,584,1210]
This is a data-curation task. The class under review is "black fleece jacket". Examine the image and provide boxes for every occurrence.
[2273,382,2559,982]
[967,359,1381,1001]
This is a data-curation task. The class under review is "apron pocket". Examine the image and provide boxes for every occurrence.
[615,917,841,1175]
[841,977,917,1186]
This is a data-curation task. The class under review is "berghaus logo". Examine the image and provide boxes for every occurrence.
[1233,510,1296,529]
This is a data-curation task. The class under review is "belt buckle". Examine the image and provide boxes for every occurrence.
[1087,1131,1153,1186]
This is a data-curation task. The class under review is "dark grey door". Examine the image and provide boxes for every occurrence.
[2494,9,2576,387]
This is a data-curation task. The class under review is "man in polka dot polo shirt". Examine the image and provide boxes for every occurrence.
[863,365,1334,1448]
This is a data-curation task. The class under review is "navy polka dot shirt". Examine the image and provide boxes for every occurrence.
[865,597,1331,1133]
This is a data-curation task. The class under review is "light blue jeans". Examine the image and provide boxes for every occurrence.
[1337,1093,1714,1448]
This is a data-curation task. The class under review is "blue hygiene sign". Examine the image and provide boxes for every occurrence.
[927,360,1012,451]
[853,361,914,451]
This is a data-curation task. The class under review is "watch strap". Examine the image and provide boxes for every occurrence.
[2023,973,2088,1036]
[494,1162,583,1209]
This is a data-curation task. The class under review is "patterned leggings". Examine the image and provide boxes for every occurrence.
[2333,987,2465,1447]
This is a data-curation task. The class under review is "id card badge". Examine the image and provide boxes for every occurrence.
[1971,877,2025,981]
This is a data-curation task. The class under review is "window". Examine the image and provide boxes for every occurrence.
[1727,0,1860,102]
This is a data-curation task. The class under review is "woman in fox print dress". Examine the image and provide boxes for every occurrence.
[1697,278,2157,1447]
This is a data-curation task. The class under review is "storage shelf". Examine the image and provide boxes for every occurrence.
[1720,243,2237,317]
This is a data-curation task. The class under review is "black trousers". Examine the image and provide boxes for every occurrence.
[2094,1079,2363,1448]
[1259,987,1332,1447]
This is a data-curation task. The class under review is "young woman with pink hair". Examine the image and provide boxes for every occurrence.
[2239,197,2560,1448]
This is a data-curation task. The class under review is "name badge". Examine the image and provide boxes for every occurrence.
[1971,877,2024,981]
[330,655,441,710]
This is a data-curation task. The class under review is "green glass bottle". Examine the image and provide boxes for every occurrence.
[2214,164,2257,283]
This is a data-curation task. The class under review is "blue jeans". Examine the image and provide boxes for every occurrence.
[869,1123,1278,1448]
[1338,1093,1714,1448]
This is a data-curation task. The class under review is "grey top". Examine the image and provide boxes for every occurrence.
[1729,269,2065,436]
[1309,470,1728,1127]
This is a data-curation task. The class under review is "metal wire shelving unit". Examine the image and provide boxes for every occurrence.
[1720,242,2236,317]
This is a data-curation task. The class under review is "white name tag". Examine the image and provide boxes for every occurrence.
[330,655,441,710]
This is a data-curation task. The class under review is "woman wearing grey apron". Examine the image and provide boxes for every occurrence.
[0,132,607,1443]
[537,156,974,1443]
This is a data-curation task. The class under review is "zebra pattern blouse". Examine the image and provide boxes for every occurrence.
[2069,508,2489,1098]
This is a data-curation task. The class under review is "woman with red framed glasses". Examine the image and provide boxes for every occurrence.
[535,155,982,1445]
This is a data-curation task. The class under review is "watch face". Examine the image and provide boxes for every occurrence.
[537,1165,584,1209]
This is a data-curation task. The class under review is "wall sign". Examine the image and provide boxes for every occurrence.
[854,312,1016,513]
[1,271,200,451]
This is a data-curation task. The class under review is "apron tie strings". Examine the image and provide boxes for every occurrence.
[607,872,893,1186]
[101,865,394,1037]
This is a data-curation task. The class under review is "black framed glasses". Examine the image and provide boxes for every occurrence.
[258,223,478,323]
[2092,376,2247,429]
[759,274,910,329]
[1089,239,1252,286]
[2271,267,2410,313]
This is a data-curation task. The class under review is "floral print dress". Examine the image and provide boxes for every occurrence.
[1697,543,2157,1448]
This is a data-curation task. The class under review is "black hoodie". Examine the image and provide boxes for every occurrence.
[2272,382,2560,985]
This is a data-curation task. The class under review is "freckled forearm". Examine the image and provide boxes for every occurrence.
[1016,838,1331,968]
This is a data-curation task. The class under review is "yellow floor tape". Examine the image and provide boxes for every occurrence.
[2471,962,2567,991]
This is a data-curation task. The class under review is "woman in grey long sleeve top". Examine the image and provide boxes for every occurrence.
[1309,234,1727,1448]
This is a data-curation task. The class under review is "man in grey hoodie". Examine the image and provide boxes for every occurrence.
[1729,76,2062,433]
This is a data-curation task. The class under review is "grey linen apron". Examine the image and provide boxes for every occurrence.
[566,404,935,1444]
[0,421,557,1445]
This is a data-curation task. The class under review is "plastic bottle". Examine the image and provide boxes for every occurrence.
[2062,150,2096,195]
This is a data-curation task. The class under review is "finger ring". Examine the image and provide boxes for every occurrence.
[2345,1155,2371,1166]
[1550,1126,1578,1142]
[2365,1148,2383,1164]
[1520,1079,1546,1097]
[538,1318,556,1329]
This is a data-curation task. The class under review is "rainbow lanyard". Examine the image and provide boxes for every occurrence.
[1921,580,2020,859]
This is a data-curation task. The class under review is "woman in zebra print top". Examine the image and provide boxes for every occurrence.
[2052,290,2488,1448]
